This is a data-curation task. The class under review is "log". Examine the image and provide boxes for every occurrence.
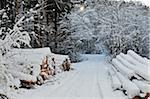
[127,50,150,66]
[108,68,122,90]
[116,72,140,98]
[111,75,122,90]
[119,53,150,81]
[112,58,135,79]
[133,80,150,93]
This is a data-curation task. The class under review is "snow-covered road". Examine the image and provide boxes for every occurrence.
[14,55,125,99]
[47,55,103,99]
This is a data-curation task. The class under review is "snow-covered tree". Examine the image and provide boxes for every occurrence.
[0,2,40,95]
[94,0,150,58]
[60,3,100,54]
[65,0,150,59]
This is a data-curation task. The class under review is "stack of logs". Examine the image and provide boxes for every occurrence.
[21,56,71,88]
[20,56,51,88]
[109,50,150,99]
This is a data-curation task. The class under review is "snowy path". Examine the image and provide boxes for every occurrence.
[14,55,125,99]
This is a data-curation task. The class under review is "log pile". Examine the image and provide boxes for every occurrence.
[109,50,150,99]
[19,56,71,87]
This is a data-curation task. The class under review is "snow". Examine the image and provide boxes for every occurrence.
[119,53,150,81]
[2,12,8,19]
[49,53,69,66]
[0,0,149,98]
[116,72,140,98]
[10,47,51,64]
[0,9,5,15]
[110,50,150,98]
[5,47,69,82]
[29,9,37,14]
[0,47,70,97]
[5,47,51,78]
[12,54,126,99]
[110,74,122,90]
[112,58,135,79]
[8,70,37,82]
[1,48,149,99]
[35,4,40,7]
[133,80,150,93]
[29,16,34,21]
[119,0,150,7]
[108,66,122,91]
[127,50,150,66]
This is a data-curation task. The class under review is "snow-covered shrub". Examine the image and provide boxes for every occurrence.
[68,50,83,63]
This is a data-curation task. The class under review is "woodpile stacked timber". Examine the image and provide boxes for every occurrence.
[20,56,71,87]
[108,50,150,99]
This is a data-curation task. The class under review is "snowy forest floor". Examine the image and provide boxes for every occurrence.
[12,54,126,99]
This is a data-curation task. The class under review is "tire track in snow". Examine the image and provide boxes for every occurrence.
[96,62,104,99]
[50,62,90,98]
[62,59,103,98]
[49,69,82,97]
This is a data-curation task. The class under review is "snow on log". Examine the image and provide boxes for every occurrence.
[116,55,142,80]
[120,53,147,69]
[108,68,122,90]
[49,53,69,66]
[127,50,150,66]
[119,53,150,81]
[8,70,37,82]
[112,58,135,79]
[133,74,143,80]
[133,80,150,93]
[117,54,134,69]
[111,75,122,90]
[127,53,148,69]
[9,47,52,76]
[116,72,140,98]
[119,53,138,66]
[111,65,118,73]
[108,67,116,76]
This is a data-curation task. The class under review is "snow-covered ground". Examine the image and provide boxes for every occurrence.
[13,54,126,99]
